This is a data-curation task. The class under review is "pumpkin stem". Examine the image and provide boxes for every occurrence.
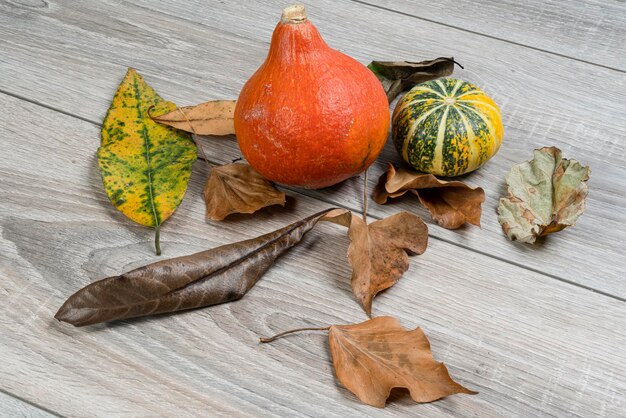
[281,4,307,24]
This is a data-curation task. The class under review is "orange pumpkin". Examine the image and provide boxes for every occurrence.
[234,5,390,189]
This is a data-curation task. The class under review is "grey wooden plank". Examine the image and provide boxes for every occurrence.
[0,391,55,418]
[1,88,626,416]
[356,0,626,71]
[2,0,620,297]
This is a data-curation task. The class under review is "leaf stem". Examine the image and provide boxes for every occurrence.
[154,227,161,256]
[259,326,330,343]
[362,168,369,222]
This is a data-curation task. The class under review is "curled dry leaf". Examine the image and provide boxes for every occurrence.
[368,57,459,102]
[204,163,286,221]
[98,68,197,255]
[151,100,236,135]
[323,209,428,315]
[55,209,336,326]
[497,147,590,243]
[373,164,485,229]
[329,317,476,407]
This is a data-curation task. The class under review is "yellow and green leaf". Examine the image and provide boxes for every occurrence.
[98,68,197,255]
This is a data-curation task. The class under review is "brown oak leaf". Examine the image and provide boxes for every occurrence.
[151,100,236,135]
[204,163,285,221]
[373,164,485,229]
[328,316,477,407]
[323,210,428,315]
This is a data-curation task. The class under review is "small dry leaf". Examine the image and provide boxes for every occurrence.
[151,100,236,135]
[329,316,476,407]
[368,57,459,102]
[204,163,286,221]
[373,164,485,229]
[497,147,590,243]
[323,209,428,315]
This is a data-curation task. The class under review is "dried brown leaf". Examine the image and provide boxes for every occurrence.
[374,164,485,229]
[329,316,477,407]
[55,209,335,326]
[368,57,459,102]
[497,147,590,243]
[204,163,286,221]
[323,209,428,315]
[151,100,236,135]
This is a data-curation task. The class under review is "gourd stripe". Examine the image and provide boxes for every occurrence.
[456,89,483,98]
[435,80,448,96]
[457,99,501,116]
[452,105,479,170]
[449,79,463,96]
[401,104,445,162]
[457,103,499,156]
[394,100,442,126]
[409,87,445,99]
[431,105,451,175]
[393,99,439,117]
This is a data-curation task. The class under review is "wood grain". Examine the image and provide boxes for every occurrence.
[0,391,55,417]
[359,0,626,71]
[1,91,625,416]
[0,0,625,297]
[1,0,626,415]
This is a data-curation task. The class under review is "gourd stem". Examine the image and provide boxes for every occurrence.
[259,326,330,343]
[281,4,307,24]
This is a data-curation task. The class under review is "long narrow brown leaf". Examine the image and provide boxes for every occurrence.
[55,209,336,326]
[151,100,236,135]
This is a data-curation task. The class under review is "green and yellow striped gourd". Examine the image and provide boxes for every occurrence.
[392,78,504,177]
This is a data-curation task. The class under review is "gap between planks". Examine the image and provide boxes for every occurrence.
[3,88,621,305]
[0,387,61,417]
[348,0,626,74]
[132,0,626,75]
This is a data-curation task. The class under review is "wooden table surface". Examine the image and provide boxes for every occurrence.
[1,0,625,416]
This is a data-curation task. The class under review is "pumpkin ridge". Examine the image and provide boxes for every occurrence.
[455,89,482,99]
[401,104,445,163]
[457,102,499,160]
[449,79,464,96]
[456,98,501,116]
[393,98,439,117]
[431,106,451,175]
[451,104,480,172]
[410,87,445,99]
[434,80,449,96]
